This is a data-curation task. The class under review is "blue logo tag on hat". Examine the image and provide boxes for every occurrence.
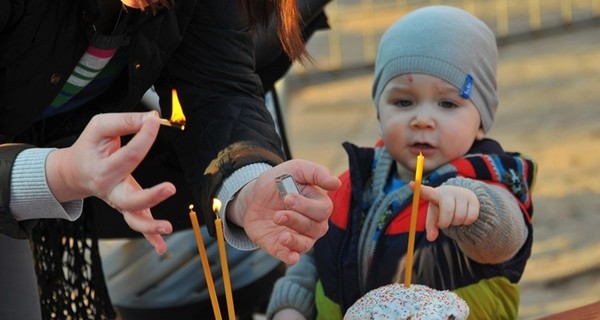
[460,75,473,99]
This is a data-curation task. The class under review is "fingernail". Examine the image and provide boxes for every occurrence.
[158,227,167,234]
[284,196,295,208]
[145,110,158,120]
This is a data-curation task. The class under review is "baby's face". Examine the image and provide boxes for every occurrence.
[376,73,484,175]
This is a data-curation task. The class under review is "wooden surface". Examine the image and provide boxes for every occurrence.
[538,301,600,320]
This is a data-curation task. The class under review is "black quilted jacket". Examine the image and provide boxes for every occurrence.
[0,0,286,238]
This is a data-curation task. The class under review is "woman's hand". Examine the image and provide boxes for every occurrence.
[228,159,341,265]
[416,183,480,241]
[46,111,175,254]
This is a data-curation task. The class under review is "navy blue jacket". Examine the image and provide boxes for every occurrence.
[313,140,536,316]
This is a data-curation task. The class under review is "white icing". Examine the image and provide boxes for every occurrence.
[344,284,469,320]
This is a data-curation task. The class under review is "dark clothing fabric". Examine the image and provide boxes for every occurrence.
[0,144,36,238]
[313,139,536,314]
[0,0,293,318]
[0,0,285,236]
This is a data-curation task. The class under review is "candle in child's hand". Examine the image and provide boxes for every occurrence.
[404,152,424,287]
[213,199,236,320]
[189,205,222,319]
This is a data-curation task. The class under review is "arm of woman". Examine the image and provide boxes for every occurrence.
[46,112,175,254]
[2,112,175,254]
[162,0,339,264]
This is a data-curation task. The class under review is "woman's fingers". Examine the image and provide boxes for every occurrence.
[121,209,173,254]
[102,112,161,182]
[273,192,331,238]
[111,181,176,213]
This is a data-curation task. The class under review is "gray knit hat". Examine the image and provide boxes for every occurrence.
[372,5,498,133]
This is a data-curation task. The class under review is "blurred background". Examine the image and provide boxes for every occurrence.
[289,0,600,73]
[275,0,600,318]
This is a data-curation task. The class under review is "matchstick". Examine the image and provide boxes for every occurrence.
[158,118,185,130]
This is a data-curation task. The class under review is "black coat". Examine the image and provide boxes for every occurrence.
[0,0,286,238]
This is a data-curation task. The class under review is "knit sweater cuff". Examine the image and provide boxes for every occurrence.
[216,162,272,250]
[442,177,528,264]
[266,278,316,320]
[10,148,83,221]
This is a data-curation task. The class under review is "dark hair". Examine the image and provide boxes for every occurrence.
[147,0,307,62]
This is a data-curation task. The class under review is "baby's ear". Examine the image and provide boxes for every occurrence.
[475,127,485,140]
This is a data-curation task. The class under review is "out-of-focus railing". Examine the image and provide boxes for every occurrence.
[294,0,600,74]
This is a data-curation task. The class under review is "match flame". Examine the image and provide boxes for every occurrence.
[170,89,186,125]
[212,198,222,214]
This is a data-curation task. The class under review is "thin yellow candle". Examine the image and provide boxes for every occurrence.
[213,199,236,320]
[188,205,222,320]
[404,152,424,287]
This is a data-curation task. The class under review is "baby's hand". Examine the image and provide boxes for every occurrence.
[412,183,480,241]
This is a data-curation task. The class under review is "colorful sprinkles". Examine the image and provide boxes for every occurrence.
[344,284,469,320]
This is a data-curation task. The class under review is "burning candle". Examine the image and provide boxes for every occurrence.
[188,205,222,319]
[404,152,424,287]
[212,199,236,320]
[159,89,186,130]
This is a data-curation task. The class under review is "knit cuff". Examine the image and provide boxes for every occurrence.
[216,162,272,250]
[10,148,83,221]
[441,177,527,264]
[266,279,316,320]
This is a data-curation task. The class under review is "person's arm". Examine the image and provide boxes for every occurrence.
[0,146,77,239]
[161,0,286,234]
[44,112,175,254]
[10,148,83,221]
[267,250,318,320]
[221,159,340,264]
[1,112,175,254]
[440,177,528,264]
[0,143,39,238]
[215,163,272,250]
[162,0,340,264]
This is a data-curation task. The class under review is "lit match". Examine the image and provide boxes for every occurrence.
[160,88,186,130]
[159,118,185,130]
